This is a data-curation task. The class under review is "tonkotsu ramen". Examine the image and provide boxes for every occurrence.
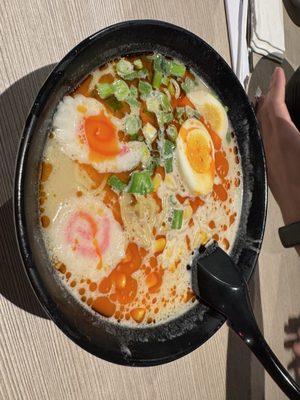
[39,53,242,325]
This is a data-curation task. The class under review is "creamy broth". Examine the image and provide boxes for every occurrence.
[39,53,242,326]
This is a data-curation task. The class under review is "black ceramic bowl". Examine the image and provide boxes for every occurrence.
[14,20,267,366]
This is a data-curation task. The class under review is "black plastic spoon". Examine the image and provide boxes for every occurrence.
[192,242,300,399]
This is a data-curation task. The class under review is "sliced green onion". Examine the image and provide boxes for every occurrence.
[152,71,163,89]
[157,111,173,126]
[162,76,170,86]
[133,59,143,69]
[168,81,175,96]
[176,106,186,124]
[153,53,164,72]
[95,82,114,99]
[104,96,123,111]
[171,209,183,229]
[130,86,138,98]
[169,195,177,206]
[138,81,152,97]
[116,59,134,77]
[153,54,170,75]
[170,61,186,77]
[181,77,195,93]
[125,115,141,135]
[166,125,178,142]
[146,158,158,175]
[185,106,200,119]
[137,68,148,79]
[125,86,139,108]
[107,175,127,192]
[123,72,138,81]
[164,139,175,173]
[161,93,171,112]
[126,96,139,108]
[146,93,161,114]
[112,79,130,101]
[176,107,185,118]
[128,170,154,195]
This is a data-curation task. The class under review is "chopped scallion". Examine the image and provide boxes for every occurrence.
[146,158,158,175]
[157,111,173,126]
[170,61,186,77]
[137,68,148,79]
[104,96,123,111]
[112,79,130,101]
[130,86,138,98]
[125,86,139,108]
[133,59,143,69]
[166,125,178,142]
[181,77,195,93]
[128,170,154,195]
[95,82,114,99]
[152,71,163,89]
[161,76,170,86]
[125,115,142,136]
[185,106,200,119]
[107,175,127,192]
[161,93,171,112]
[116,59,134,77]
[164,139,175,173]
[138,81,152,97]
[171,209,183,229]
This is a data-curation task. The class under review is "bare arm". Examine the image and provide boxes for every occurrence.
[256,67,300,255]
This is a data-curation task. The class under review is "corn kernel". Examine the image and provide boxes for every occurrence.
[183,205,193,221]
[154,237,166,253]
[152,173,162,192]
[165,174,176,189]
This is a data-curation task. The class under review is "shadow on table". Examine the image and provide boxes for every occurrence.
[0,64,56,319]
[225,264,265,400]
[285,316,300,385]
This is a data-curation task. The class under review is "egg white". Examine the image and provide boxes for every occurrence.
[53,94,147,173]
[187,90,228,139]
[176,118,215,196]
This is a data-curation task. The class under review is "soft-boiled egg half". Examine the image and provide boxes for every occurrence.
[187,90,228,139]
[53,94,147,173]
[48,197,126,281]
[176,118,215,196]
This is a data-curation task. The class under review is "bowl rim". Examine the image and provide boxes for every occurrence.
[13,19,268,366]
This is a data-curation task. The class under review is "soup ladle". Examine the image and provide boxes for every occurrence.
[191,242,300,399]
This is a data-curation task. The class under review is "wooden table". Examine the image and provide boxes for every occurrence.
[0,1,299,399]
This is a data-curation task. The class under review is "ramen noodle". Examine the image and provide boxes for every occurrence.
[39,53,242,325]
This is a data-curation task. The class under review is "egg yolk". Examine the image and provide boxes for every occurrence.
[186,129,213,173]
[201,103,222,133]
[84,112,121,157]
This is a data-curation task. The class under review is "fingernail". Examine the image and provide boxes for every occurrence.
[274,66,281,75]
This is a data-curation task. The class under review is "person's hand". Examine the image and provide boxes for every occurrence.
[256,67,300,255]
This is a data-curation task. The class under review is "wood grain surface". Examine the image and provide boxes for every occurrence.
[0,1,299,399]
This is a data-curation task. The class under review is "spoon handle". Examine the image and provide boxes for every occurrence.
[226,284,300,399]
[192,245,300,399]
